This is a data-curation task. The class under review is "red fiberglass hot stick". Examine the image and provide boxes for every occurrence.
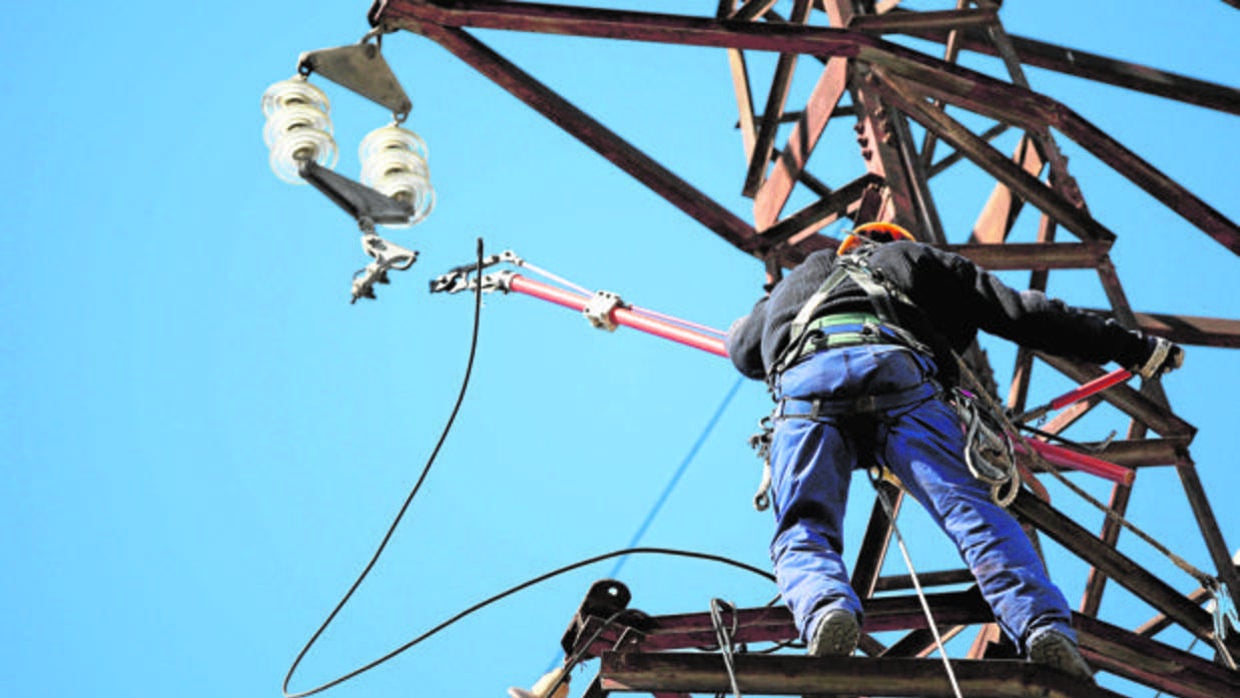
[505,273,728,357]
[429,251,1134,483]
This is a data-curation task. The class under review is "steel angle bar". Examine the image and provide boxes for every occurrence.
[730,0,780,23]
[1010,490,1226,652]
[1081,480,1136,617]
[928,123,1008,178]
[725,46,758,162]
[868,65,1239,254]
[851,479,902,597]
[599,652,1127,697]
[849,8,998,35]
[888,17,1240,115]
[409,23,763,254]
[1080,438,1193,468]
[868,69,1115,244]
[743,0,813,197]
[759,173,880,245]
[941,241,1108,271]
[572,588,993,656]
[1075,612,1240,698]
[971,135,1046,244]
[753,57,849,228]
[375,1,1240,252]
[1081,309,1240,349]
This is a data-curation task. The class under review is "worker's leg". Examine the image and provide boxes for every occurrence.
[768,414,861,642]
[878,395,1076,651]
[768,345,939,642]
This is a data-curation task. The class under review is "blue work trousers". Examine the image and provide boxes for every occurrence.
[768,344,1075,653]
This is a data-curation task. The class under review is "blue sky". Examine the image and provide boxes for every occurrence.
[2,2,1237,697]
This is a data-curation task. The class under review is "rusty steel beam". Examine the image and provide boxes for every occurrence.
[743,0,812,196]
[1078,437,1193,468]
[941,241,1108,270]
[1082,308,1240,349]
[873,568,977,593]
[890,15,1240,115]
[881,626,967,658]
[1010,490,1224,651]
[871,70,1116,244]
[374,0,1240,254]
[725,46,758,163]
[753,57,849,228]
[730,0,779,23]
[568,588,993,658]
[850,8,998,34]
[759,173,880,244]
[851,480,902,596]
[599,652,1127,697]
[408,23,763,254]
[1135,587,1214,639]
[1075,613,1240,698]
[928,123,1009,178]
[972,135,1046,243]
[1080,481,1135,617]
[1175,462,1240,614]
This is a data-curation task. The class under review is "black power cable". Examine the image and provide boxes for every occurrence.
[282,239,778,697]
[283,238,487,698]
[286,546,775,696]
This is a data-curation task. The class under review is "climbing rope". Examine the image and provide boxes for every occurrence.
[869,470,965,698]
[709,599,744,698]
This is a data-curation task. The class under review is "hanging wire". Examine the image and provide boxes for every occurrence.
[709,599,744,698]
[283,238,488,698]
[286,547,774,697]
[869,470,966,698]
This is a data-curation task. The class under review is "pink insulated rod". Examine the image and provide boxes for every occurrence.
[507,274,729,357]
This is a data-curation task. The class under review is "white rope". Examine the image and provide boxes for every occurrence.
[872,476,965,698]
[709,599,744,698]
[515,260,595,297]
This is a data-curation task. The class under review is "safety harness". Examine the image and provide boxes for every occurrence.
[770,245,933,379]
[751,241,1019,509]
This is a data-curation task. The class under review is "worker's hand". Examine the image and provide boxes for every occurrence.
[1135,336,1184,379]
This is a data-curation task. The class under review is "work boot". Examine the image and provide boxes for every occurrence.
[808,609,860,657]
[1028,630,1094,682]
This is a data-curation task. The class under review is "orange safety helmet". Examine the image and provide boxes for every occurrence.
[837,221,916,255]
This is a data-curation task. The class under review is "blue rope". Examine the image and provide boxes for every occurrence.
[607,376,745,578]
[543,376,745,674]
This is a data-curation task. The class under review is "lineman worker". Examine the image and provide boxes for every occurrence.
[725,222,1184,679]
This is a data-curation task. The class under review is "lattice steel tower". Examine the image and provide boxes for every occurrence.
[359,1,1238,696]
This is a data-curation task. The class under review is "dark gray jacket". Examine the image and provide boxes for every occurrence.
[726,241,1154,386]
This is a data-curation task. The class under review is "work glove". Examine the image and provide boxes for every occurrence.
[1135,336,1184,380]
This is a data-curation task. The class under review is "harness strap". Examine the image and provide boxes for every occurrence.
[772,248,933,378]
[776,381,937,420]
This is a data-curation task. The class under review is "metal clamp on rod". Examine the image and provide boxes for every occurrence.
[429,250,523,294]
[583,290,626,332]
